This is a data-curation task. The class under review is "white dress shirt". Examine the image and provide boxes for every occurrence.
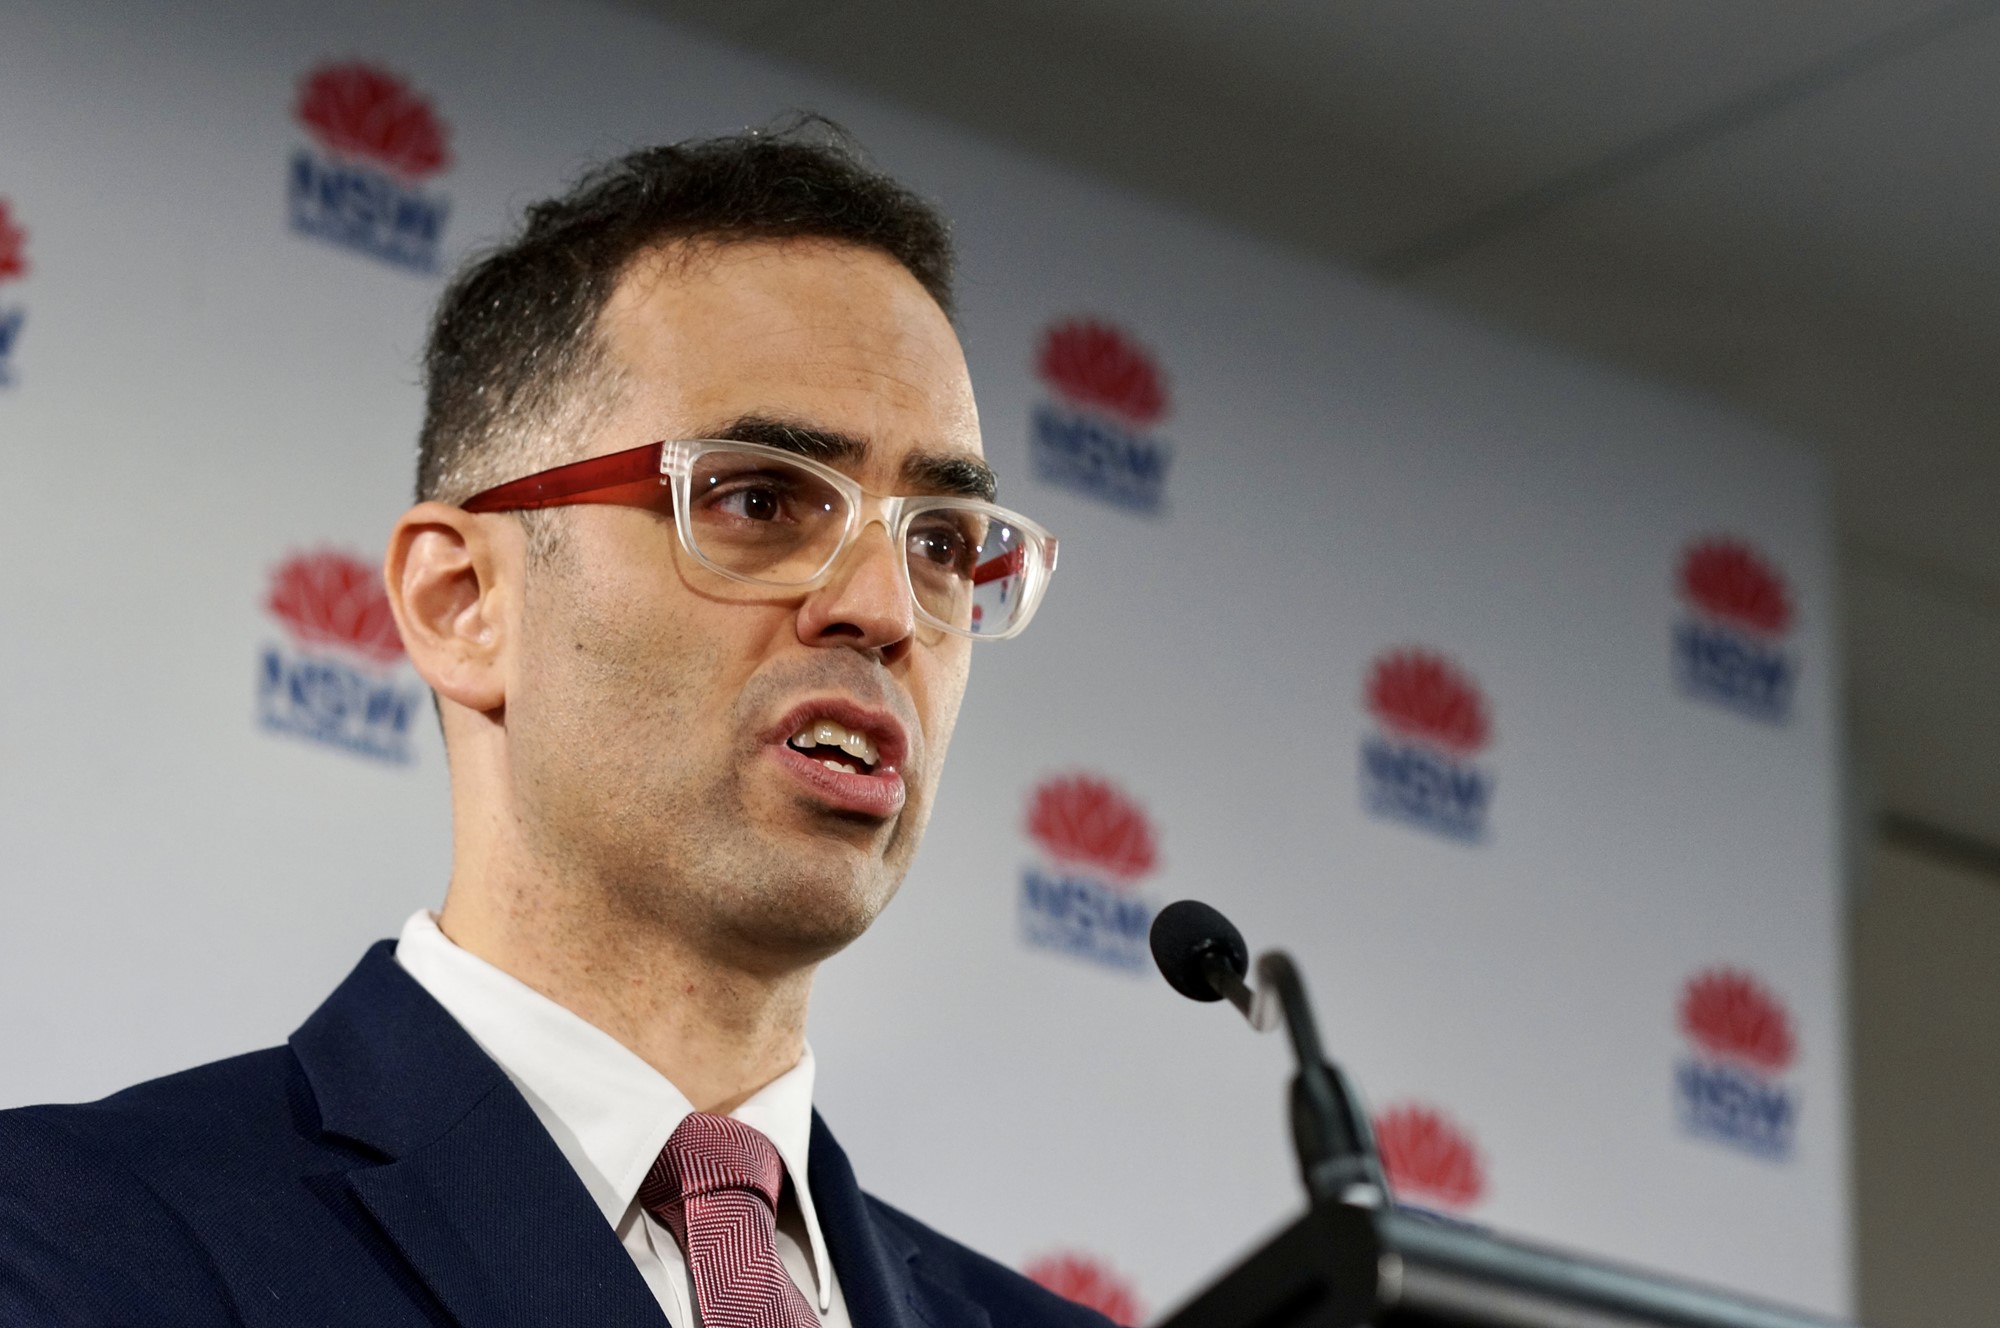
[394,910,851,1327]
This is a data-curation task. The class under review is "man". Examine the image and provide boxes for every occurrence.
[0,125,1101,1327]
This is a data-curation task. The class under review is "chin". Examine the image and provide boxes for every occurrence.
[704,854,904,971]
[793,864,904,948]
[605,796,920,969]
[719,897,889,974]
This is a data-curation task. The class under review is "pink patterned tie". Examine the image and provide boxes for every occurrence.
[639,1112,819,1328]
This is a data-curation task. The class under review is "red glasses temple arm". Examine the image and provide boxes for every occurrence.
[971,545,1027,586]
[458,442,667,513]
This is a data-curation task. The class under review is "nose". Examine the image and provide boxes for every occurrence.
[796,518,916,658]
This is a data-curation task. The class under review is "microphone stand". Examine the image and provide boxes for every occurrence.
[1200,949,1385,1207]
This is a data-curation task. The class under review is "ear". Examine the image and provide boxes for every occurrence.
[384,501,512,714]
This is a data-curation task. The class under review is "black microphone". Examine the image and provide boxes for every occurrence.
[1149,899,1251,1008]
[1149,900,1386,1207]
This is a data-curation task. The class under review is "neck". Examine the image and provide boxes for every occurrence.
[437,872,816,1116]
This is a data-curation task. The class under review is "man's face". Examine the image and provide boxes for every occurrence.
[497,238,982,973]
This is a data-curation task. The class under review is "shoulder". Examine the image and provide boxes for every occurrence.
[861,1193,1121,1327]
[2,1044,315,1182]
[0,1048,313,1325]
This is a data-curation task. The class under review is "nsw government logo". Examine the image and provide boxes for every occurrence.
[1673,537,1797,723]
[1030,318,1173,514]
[1675,967,1798,1159]
[1360,649,1494,842]
[1023,1250,1142,1326]
[1018,773,1160,972]
[1375,1102,1487,1215]
[289,61,452,273]
[258,550,425,763]
[0,198,28,386]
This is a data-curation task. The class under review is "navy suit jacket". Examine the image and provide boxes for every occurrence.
[0,943,1112,1328]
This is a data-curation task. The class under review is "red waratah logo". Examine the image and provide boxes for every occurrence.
[1679,539,1791,637]
[1366,650,1492,756]
[1037,319,1169,427]
[1023,1252,1142,1326]
[1680,969,1796,1073]
[1026,774,1159,883]
[295,62,451,180]
[266,551,404,666]
[1375,1103,1486,1210]
[0,201,25,284]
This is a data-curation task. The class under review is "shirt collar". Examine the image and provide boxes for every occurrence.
[393,910,835,1310]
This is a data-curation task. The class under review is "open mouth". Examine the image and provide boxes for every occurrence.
[785,719,882,777]
[766,700,909,820]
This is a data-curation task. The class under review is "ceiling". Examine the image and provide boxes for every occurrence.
[623,0,2000,864]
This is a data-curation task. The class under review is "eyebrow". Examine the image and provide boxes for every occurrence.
[708,415,999,502]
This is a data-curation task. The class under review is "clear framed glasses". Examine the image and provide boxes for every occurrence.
[459,439,1060,641]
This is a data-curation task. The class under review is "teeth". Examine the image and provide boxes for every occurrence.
[822,758,857,774]
[788,718,880,768]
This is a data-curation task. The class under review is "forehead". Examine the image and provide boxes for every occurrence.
[596,238,983,475]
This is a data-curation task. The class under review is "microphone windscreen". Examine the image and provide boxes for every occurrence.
[1150,899,1250,1002]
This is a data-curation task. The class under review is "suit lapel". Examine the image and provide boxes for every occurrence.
[346,1082,668,1328]
[809,1113,993,1328]
[292,943,668,1328]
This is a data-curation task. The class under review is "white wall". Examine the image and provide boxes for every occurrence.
[0,0,1850,1317]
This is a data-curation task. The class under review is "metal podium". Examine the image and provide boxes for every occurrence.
[1158,1197,1859,1328]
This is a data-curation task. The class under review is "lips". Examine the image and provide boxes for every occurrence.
[763,698,909,820]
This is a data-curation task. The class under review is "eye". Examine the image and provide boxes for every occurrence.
[712,481,787,522]
[696,470,810,524]
[908,515,979,573]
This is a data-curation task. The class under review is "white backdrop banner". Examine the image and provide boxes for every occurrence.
[0,0,1849,1319]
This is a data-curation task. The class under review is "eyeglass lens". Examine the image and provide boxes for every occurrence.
[685,447,1036,637]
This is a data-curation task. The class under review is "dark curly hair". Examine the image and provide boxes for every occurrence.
[415,117,956,507]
